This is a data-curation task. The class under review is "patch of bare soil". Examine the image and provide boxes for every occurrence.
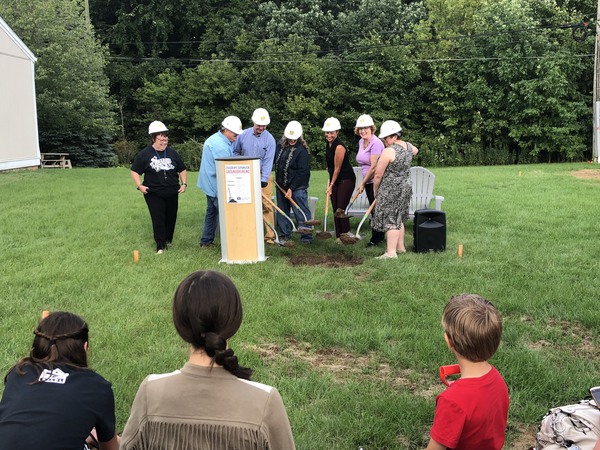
[523,318,598,357]
[354,271,372,282]
[288,254,363,268]
[509,422,538,450]
[572,169,600,179]
[515,316,598,356]
[243,338,440,399]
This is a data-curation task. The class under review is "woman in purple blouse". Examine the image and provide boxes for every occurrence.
[354,114,385,246]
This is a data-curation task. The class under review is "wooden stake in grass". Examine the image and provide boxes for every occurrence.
[458,244,463,257]
[133,250,139,263]
[518,170,522,176]
[41,310,49,319]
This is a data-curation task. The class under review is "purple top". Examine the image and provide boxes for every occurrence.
[356,135,384,183]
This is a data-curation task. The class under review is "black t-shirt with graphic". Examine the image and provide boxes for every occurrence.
[0,363,115,450]
[131,145,187,196]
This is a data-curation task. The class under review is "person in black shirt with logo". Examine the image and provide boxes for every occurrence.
[131,121,188,254]
[0,311,118,450]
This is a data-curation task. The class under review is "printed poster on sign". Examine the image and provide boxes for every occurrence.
[225,164,252,204]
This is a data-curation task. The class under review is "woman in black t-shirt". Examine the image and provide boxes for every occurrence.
[0,312,118,450]
[130,121,188,254]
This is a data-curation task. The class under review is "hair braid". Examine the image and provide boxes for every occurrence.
[173,271,253,380]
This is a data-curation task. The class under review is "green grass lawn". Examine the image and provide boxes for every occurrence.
[1,163,600,449]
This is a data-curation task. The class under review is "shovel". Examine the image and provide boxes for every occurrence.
[315,191,333,240]
[339,199,376,245]
[262,193,301,234]
[274,181,321,227]
[263,219,293,247]
[334,189,362,219]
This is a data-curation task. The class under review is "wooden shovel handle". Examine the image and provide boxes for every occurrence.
[262,193,281,212]
[365,198,376,215]
[355,199,377,236]
[344,190,362,214]
[349,189,361,204]
[262,193,294,223]
[274,181,301,210]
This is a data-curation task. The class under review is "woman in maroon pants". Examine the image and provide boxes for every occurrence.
[322,117,356,240]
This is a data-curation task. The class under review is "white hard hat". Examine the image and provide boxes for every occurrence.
[148,120,168,134]
[355,114,374,128]
[322,117,341,132]
[378,120,402,138]
[221,116,243,135]
[284,121,303,139]
[251,108,270,125]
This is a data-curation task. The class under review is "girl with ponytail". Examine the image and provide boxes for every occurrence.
[0,312,119,450]
[121,270,295,450]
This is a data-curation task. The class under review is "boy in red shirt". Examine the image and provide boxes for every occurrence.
[426,294,509,450]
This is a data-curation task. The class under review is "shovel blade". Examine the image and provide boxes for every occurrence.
[303,219,321,226]
[339,232,360,245]
[316,231,332,240]
[334,212,352,219]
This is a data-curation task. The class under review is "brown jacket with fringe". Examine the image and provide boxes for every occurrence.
[120,363,295,450]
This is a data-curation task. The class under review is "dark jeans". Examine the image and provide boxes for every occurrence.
[331,177,355,237]
[144,191,178,251]
[365,183,385,244]
[200,195,219,245]
[276,188,313,243]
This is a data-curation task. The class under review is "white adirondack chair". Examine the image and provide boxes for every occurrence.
[347,166,444,220]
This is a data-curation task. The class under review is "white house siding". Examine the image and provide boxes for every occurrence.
[0,16,40,171]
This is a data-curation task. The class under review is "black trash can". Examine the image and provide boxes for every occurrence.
[413,209,446,252]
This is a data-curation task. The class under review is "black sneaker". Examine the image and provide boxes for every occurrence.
[367,241,381,247]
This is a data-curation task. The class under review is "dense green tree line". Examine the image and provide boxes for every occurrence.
[0,0,117,166]
[2,0,595,167]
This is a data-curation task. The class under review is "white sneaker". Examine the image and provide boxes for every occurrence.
[156,249,164,255]
[375,253,397,259]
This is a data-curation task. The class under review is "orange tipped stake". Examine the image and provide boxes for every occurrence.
[41,310,50,319]
[133,250,139,263]
[458,244,463,258]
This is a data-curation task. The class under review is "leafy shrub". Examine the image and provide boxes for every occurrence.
[174,138,203,171]
[113,140,139,166]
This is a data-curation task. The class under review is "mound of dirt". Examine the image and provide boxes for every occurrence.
[288,253,363,268]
